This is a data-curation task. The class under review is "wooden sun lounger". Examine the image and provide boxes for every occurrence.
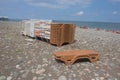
[54,50,100,65]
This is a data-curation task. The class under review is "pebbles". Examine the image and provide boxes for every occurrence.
[48,73,52,77]
[21,70,29,78]
[25,39,34,42]
[35,68,46,75]
[58,75,67,80]
[0,22,120,80]
[0,76,6,80]
[15,65,21,69]
[100,77,105,80]
[117,73,120,76]
[32,76,37,80]
[6,76,12,80]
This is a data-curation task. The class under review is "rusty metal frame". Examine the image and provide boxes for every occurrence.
[50,24,75,46]
[54,50,100,65]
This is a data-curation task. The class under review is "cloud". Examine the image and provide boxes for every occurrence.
[112,11,118,15]
[25,0,92,8]
[28,2,63,8]
[76,11,84,16]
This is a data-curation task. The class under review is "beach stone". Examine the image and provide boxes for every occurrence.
[5,46,9,48]
[32,76,37,80]
[110,63,114,67]
[31,69,36,73]
[51,65,59,73]
[38,77,44,80]
[96,66,99,69]
[16,65,21,69]
[36,68,46,75]
[105,73,110,77]
[17,78,22,80]
[37,77,44,80]
[95,77,99,80]
[27,60,32,64]
[37,65,42,69]
[21,70,29,78]
[84,68,91,73]
[0,76,6,80]
[58,75,67,80]
[42,63,48,67]
[82,41,87,44]
[68,76,72,80]
[48,73,52,77]
[7,76,12,80]
[66,66,69,71]
[117,73,120,76]
[43,58,48,63]
[5,65,10,69]
[117,48,120,52]
[100,77,105,80]
[112,58,116,60]
[73,74,76,77]
[76,64,80,67]
[20,70,25,73]
[94,73,99,77]
[26,42,33,45]
[12,71,19,77]
[43,74,46,77]
[115,78,118,80]
[108,77,117,80]
[25,39,34,42]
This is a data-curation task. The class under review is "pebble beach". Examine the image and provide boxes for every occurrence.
[0,21,120,80]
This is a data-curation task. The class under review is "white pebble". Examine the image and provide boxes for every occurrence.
[58,75,67,80]
[7,76,12,80]
[16,65,21,69]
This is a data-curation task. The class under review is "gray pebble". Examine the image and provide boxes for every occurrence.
[21,70,29,78]
[12,71,19,77]
[37,65,42,69]
[7,76,12,80]
[36,68,46,75]
[15,65,21,69]
[73,74,76,77]
[100,77,105,80]
[43,58,48,63]
[58,75,67,80]
[37,77,44,80]
[94,73,99,77]
[32,76,37,80]
[0,76,6,80]
[48,73,52,77]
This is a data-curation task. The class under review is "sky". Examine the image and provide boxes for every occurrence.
[0,0,120,22]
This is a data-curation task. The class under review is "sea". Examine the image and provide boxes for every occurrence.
[5,19,120,31]
[54,20,120,31]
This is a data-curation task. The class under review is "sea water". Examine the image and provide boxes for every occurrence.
[54,20,120,30]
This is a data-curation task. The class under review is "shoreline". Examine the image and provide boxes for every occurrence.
[78,26,120,34]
